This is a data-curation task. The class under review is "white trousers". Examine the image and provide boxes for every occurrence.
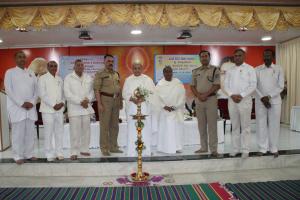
[127,115,152,157]
[69,115,91,155]
[42,112,64,159]
[228,97,252,154]
[11,119,35,161]
[256,102,281,153]
[157,112,183,154]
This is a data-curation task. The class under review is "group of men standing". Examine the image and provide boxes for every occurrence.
[191,48,284,158]
[4,48,284,164]
[5,51,96,164]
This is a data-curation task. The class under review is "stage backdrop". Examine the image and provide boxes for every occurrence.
[59,55,118,79]
[0,45,275,102]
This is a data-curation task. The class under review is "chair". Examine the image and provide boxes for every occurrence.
[251,98,256,120]
[218,98,256,134]
[218,99,231,134]
[35,102,43,139]
[91,101,124,123]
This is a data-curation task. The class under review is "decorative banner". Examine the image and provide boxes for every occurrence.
[59,55,118,79]
[154,55,200,83]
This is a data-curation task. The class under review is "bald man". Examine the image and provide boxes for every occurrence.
[122,63,156,157]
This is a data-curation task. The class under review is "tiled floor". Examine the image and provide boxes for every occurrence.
[0,124,300,187]
[0,167,299,187]
[0,123,300,159]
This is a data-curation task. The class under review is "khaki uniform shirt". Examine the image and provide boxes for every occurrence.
[191,65,220,93]
[93,68,121,94]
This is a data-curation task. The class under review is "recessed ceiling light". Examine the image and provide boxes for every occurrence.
[238,27,248,32]
[16,27,28,32]
[261,36,272,41]
[131,30,142,35]
[0,39,3,43]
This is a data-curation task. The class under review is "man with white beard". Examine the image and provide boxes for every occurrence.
[256,49,284,158]
[156,66,185,154]
[4,51,38,164]
[122,63,156,157]
[64,59,95,160]
[38,61,65,161]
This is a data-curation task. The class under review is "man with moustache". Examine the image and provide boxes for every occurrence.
[94,55,123,156]
[4,51,38,164]
[38,61,65,161]
[191,50,220,157]
[224,49,257,158]
[255,49,284,158]
[64,59,95,160]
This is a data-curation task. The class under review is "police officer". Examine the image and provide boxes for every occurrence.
[191,50,220,157]
[94,54,123,156]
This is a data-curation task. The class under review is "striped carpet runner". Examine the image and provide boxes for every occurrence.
[225,180,300,200]
[0,182,233,200]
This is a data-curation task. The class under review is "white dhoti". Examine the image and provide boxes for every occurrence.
[228,97,252,154]
[69,115,91,155]
[256,102,281,153]
[42,112,64,159]
[126,102,152,157]
[11,119,35,161]
[157,111,183,154]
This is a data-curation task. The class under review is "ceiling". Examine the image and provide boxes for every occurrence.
[0,24,299,48]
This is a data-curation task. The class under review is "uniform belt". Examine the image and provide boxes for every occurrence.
[100,92,119,98]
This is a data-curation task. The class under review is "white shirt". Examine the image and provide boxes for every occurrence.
[64,71,95,117]
[224,63,257,98]
[256,63,284,104]
[122,74,156,115]
[4,66,38,123]
[38,72,64,113]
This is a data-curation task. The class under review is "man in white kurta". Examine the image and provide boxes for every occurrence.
[38,61,65,161]
[122,63,156,157]
[256,49,284,157]
[64,59,95,160]
[224,49,257,158]
[156,66,185,154]
[4,51,38,164]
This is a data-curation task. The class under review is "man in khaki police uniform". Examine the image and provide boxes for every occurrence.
[94,54,123,156]
[191,50,220,157]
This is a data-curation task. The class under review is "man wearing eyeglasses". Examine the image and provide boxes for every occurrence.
[191,50,220,157]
